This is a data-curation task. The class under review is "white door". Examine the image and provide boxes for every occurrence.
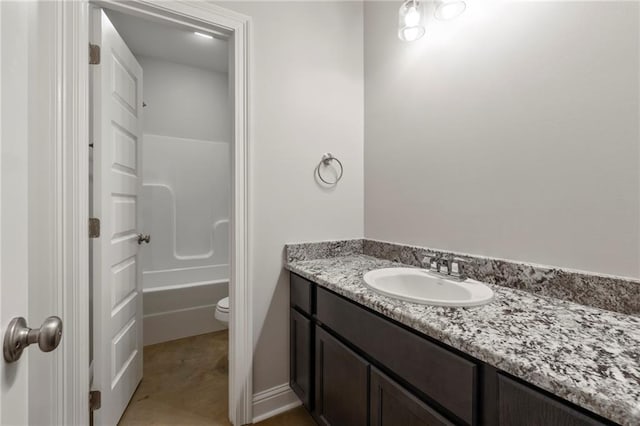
[91,8,144,425]
[1,1,66,424]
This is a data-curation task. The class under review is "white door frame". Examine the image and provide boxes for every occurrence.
[56,1,253,424]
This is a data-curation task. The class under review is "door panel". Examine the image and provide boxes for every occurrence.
[290,308,312,409]
[0,3,30,423]
[370,368,454,426]
[91,8,144,425]
[315,327,368,426]
[1,1,64,424]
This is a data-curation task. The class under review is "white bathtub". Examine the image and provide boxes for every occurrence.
[142,265,229,346]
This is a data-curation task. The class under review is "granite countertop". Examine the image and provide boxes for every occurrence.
[286,254,640,426]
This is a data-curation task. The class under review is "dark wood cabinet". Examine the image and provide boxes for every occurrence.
[289,273,614,426]
[315,327,369,426]
[497,374,606,426]
[370,367,454,426]
[317,286,477,424]
[290,273,313,315]
[290,308,312,409]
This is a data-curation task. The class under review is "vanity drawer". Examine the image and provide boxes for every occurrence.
[290,273,313,315]
[317,287,478,425]
[497,374,607,426]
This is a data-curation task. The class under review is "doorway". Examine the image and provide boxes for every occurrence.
[87,2,251,425]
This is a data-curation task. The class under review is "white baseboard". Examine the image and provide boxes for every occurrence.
[252,383,301,423]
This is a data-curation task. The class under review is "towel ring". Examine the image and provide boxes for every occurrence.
[316,153,343,185]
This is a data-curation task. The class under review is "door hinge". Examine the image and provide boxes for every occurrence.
[89,390,101,411]
[89,218,101,238]
[89,43,100,65]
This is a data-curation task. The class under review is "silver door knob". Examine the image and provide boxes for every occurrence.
[137,233,151,244]
[3,316,63,363]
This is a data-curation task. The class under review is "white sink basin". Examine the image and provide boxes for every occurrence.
[363,268,494,307]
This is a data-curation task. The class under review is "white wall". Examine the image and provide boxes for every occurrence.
[138,55,231,142]
[218,1,365,396]
[364,1,640,278]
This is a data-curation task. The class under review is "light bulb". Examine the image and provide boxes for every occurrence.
[398,0,425,42]
[399,26,425,42]
[434,0,466,21]
[404,6,420,27]
[194,32,214,39]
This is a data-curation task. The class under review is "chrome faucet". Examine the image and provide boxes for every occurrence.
[449,257,469,280]
[422,253,447,273]
[422,253,440,271]
[422,253,469,280]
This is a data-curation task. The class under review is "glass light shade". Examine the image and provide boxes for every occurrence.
[434,0,467,21]
[398,0,426,42]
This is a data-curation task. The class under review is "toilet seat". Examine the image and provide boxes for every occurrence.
[217,296,229,312]
[215,297,229,323]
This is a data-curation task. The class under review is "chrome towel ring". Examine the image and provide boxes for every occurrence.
[316,153,344,185]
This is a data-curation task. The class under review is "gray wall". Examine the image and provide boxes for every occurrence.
[364,1,640,278]
[218,1,365,395]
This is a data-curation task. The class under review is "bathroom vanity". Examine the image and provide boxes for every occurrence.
[286,243,640,426]
[290,272,612,426]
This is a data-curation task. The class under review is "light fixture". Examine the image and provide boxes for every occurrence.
[194,32,214,39]
[434,0,467,21]
[398,0,426,42]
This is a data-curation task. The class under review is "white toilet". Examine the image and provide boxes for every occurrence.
[215,297,229,323]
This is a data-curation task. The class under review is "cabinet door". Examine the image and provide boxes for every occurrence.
[290,308,312,409]
[498,374,606,426]
[370,368,454,426]
[317,287,477,424]
[315,327,369,426]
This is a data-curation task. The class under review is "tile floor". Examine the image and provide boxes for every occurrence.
[118,331,315,425]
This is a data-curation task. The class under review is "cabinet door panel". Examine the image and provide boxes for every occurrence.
[290,308,312,408]
[315,327,368,426]
[371,368,454,426]
[317,287,477,424]
[498,374,606,426]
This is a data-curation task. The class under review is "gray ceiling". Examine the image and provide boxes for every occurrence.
[105,9,228,74]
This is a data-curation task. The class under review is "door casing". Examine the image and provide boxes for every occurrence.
[57,0,253,424]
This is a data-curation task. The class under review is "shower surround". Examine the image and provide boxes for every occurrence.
[141,134,230,345]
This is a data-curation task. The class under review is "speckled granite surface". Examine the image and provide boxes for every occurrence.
[285,239,640,316]
[286,239,363,263]
[285,254,640,425]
